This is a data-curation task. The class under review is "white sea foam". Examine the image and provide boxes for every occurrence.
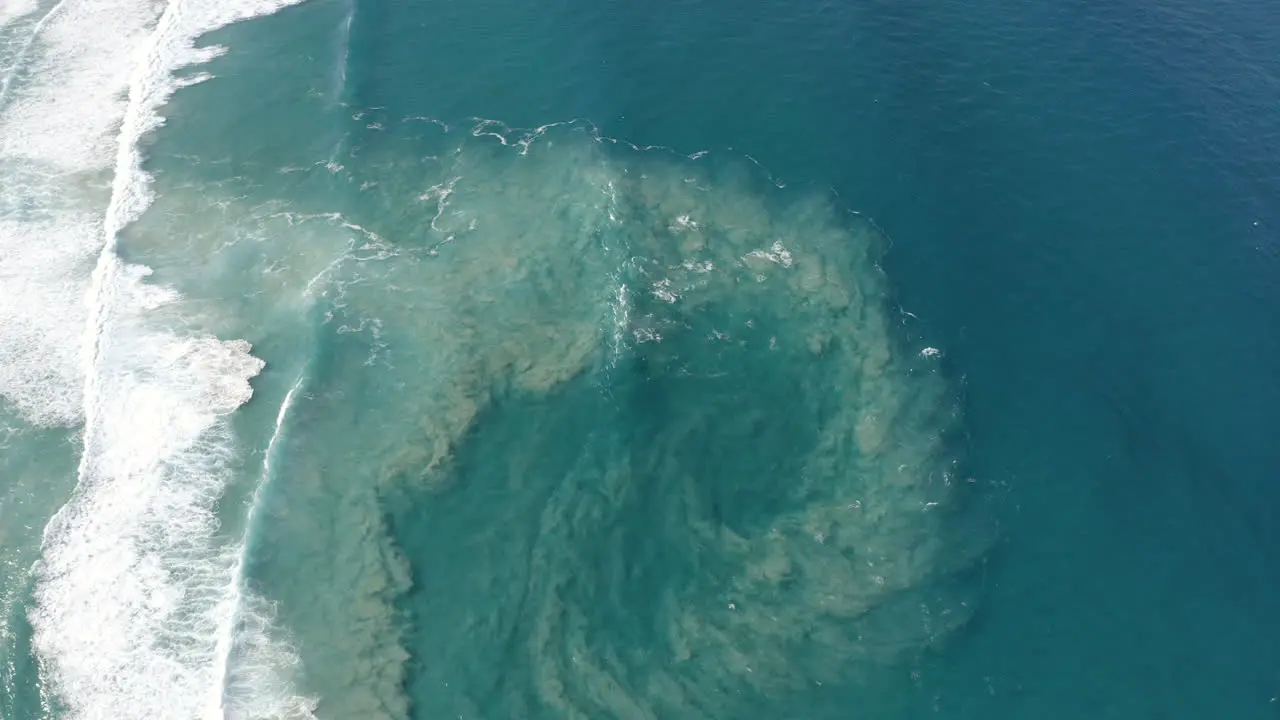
[23,0,313,717]
[211,375,314,719]
[0,0,140,426]
[0,207,101,425]
[0,0,39,28]
[0,0,58,105]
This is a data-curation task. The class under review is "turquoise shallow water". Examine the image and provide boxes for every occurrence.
[2,0,1279,718]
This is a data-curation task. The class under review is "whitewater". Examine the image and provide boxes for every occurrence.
[0,0,316,717]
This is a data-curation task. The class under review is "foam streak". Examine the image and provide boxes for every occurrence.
[211,375,313,719]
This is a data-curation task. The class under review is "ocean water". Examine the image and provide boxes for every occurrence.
[1,0,1278,719]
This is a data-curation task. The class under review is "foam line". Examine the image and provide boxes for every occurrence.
[330,0,355,103]
[211,374,312,719]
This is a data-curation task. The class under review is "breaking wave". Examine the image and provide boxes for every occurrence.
[14,0,315,717]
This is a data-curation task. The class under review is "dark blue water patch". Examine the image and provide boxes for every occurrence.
[150,0,354,182]
[343,0,617,127]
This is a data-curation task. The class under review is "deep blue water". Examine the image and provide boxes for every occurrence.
[2,0,1278,717]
